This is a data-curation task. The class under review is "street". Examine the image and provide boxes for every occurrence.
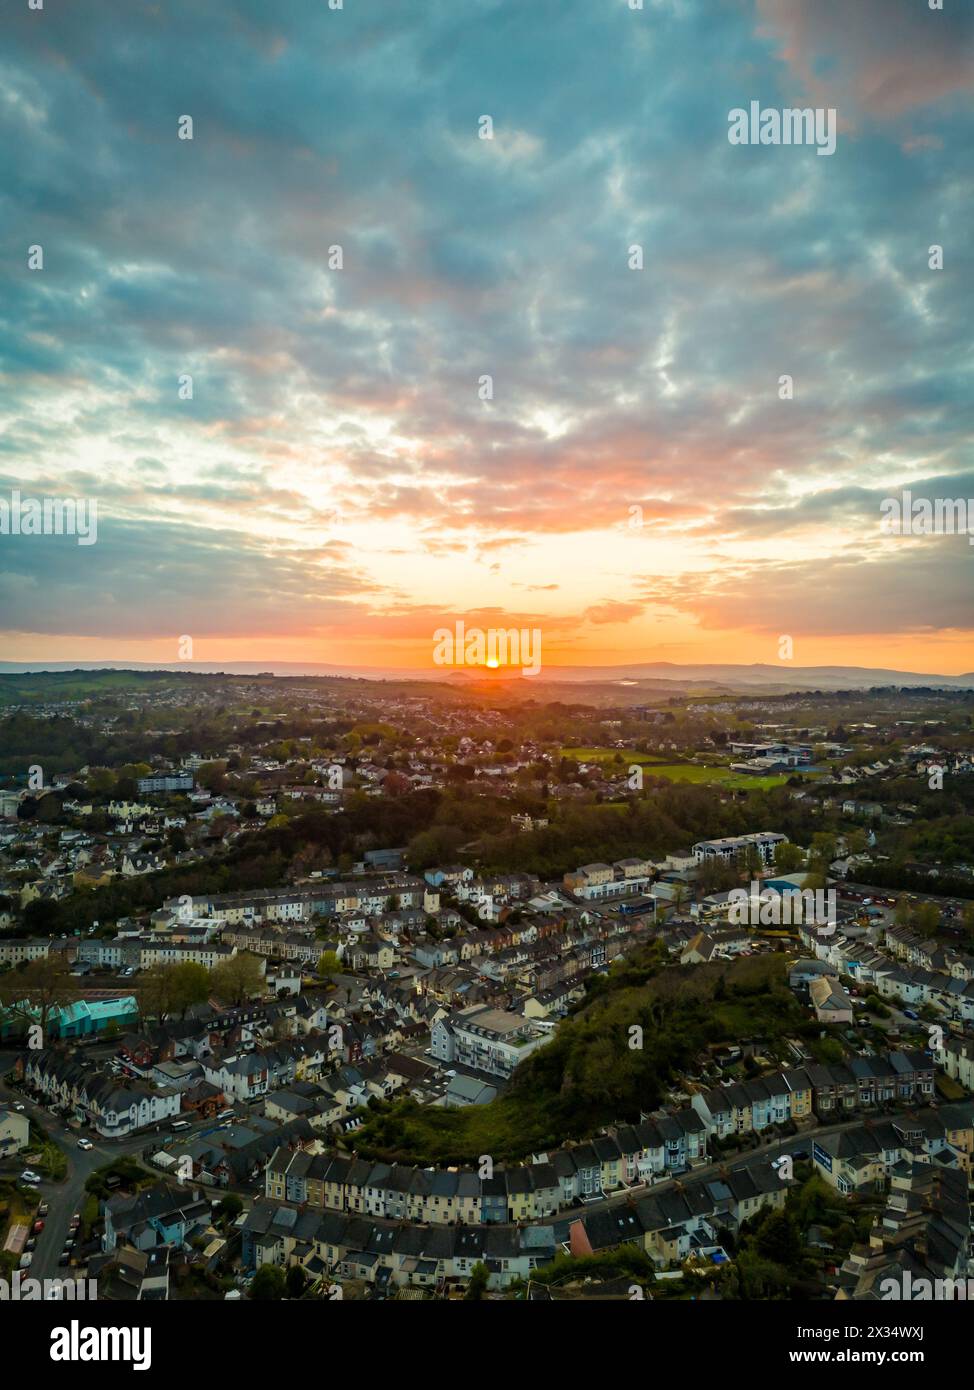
[0,1052,161,1283]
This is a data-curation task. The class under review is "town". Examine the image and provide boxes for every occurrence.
[1,668,973,1303]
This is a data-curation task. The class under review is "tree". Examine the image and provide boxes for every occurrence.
[962,903,974,942]
[696,856,739,896]
[465,1262,489,1300]
[317,951,342,981]
[0,954,79,1038]
[285,1265,307,1299]
[37,793,64,823]
[210,952,265,1006]
[197,761,228,795]
[742,845,764,882]
[382,771,410,797]
[249,1264,287,1300]
[810,831,837,866]
[912,902,941,938]
[215,1194,243,1223]
[137,964,183,1024]
[168,961,211,1018]
[21,898,62,934]
[754,1212,802,1267]
[773,841,804,873]
[846,830,869,856]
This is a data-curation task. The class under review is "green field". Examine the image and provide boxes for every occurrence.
[562,747,788,790]
[643,764,788,790]
[562,747,668,764]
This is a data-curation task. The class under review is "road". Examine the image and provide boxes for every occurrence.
[0,1092,145,1281]
[842,880,972,918]
[0,1051,210,1283]
[0,1039,264,1287]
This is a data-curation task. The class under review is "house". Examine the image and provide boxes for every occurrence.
[22,1051,183,1137]
[102,1182,212,1253]
[836,1164,970,1299]
[442,1074,497,1108]
[0,1105,30,1157]
[809,975,855,1024]
[811,1114,958,1195]
[87,1247,171,1301]
[0,939,50,967]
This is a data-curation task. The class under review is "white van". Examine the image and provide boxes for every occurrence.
[170,1119,191,1133]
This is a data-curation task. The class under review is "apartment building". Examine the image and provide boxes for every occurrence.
[692,832,787,865]
[431,1005,548,1078]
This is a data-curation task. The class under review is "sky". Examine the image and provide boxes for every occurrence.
[1,0,972,676]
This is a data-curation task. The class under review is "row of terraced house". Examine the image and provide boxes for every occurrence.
[163,874,440,925]
[690,1050,936,1138]
[248,1152,788,1290]
[265,1111,709,1224]
[799,922,974,1021]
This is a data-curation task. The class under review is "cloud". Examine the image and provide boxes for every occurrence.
[0,0,970,662]
[754,0,974,121]
[583,601,644,626]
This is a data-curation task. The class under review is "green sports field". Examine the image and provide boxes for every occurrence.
[561,747,667,764]
[561,747,789,790]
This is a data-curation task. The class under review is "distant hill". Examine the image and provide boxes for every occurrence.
[518,661,974,691]
[0,658,971,694]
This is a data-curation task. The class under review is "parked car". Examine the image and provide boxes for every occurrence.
[69,1213,81,1229]
[13,1102,26,1112]
[19,1253,33,1269]
[58,1253,71,1267]
[32,1219,45,1234]
[20,1170,42,1184]
[77,1138,94,1151]
[38,1201,49,1216]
